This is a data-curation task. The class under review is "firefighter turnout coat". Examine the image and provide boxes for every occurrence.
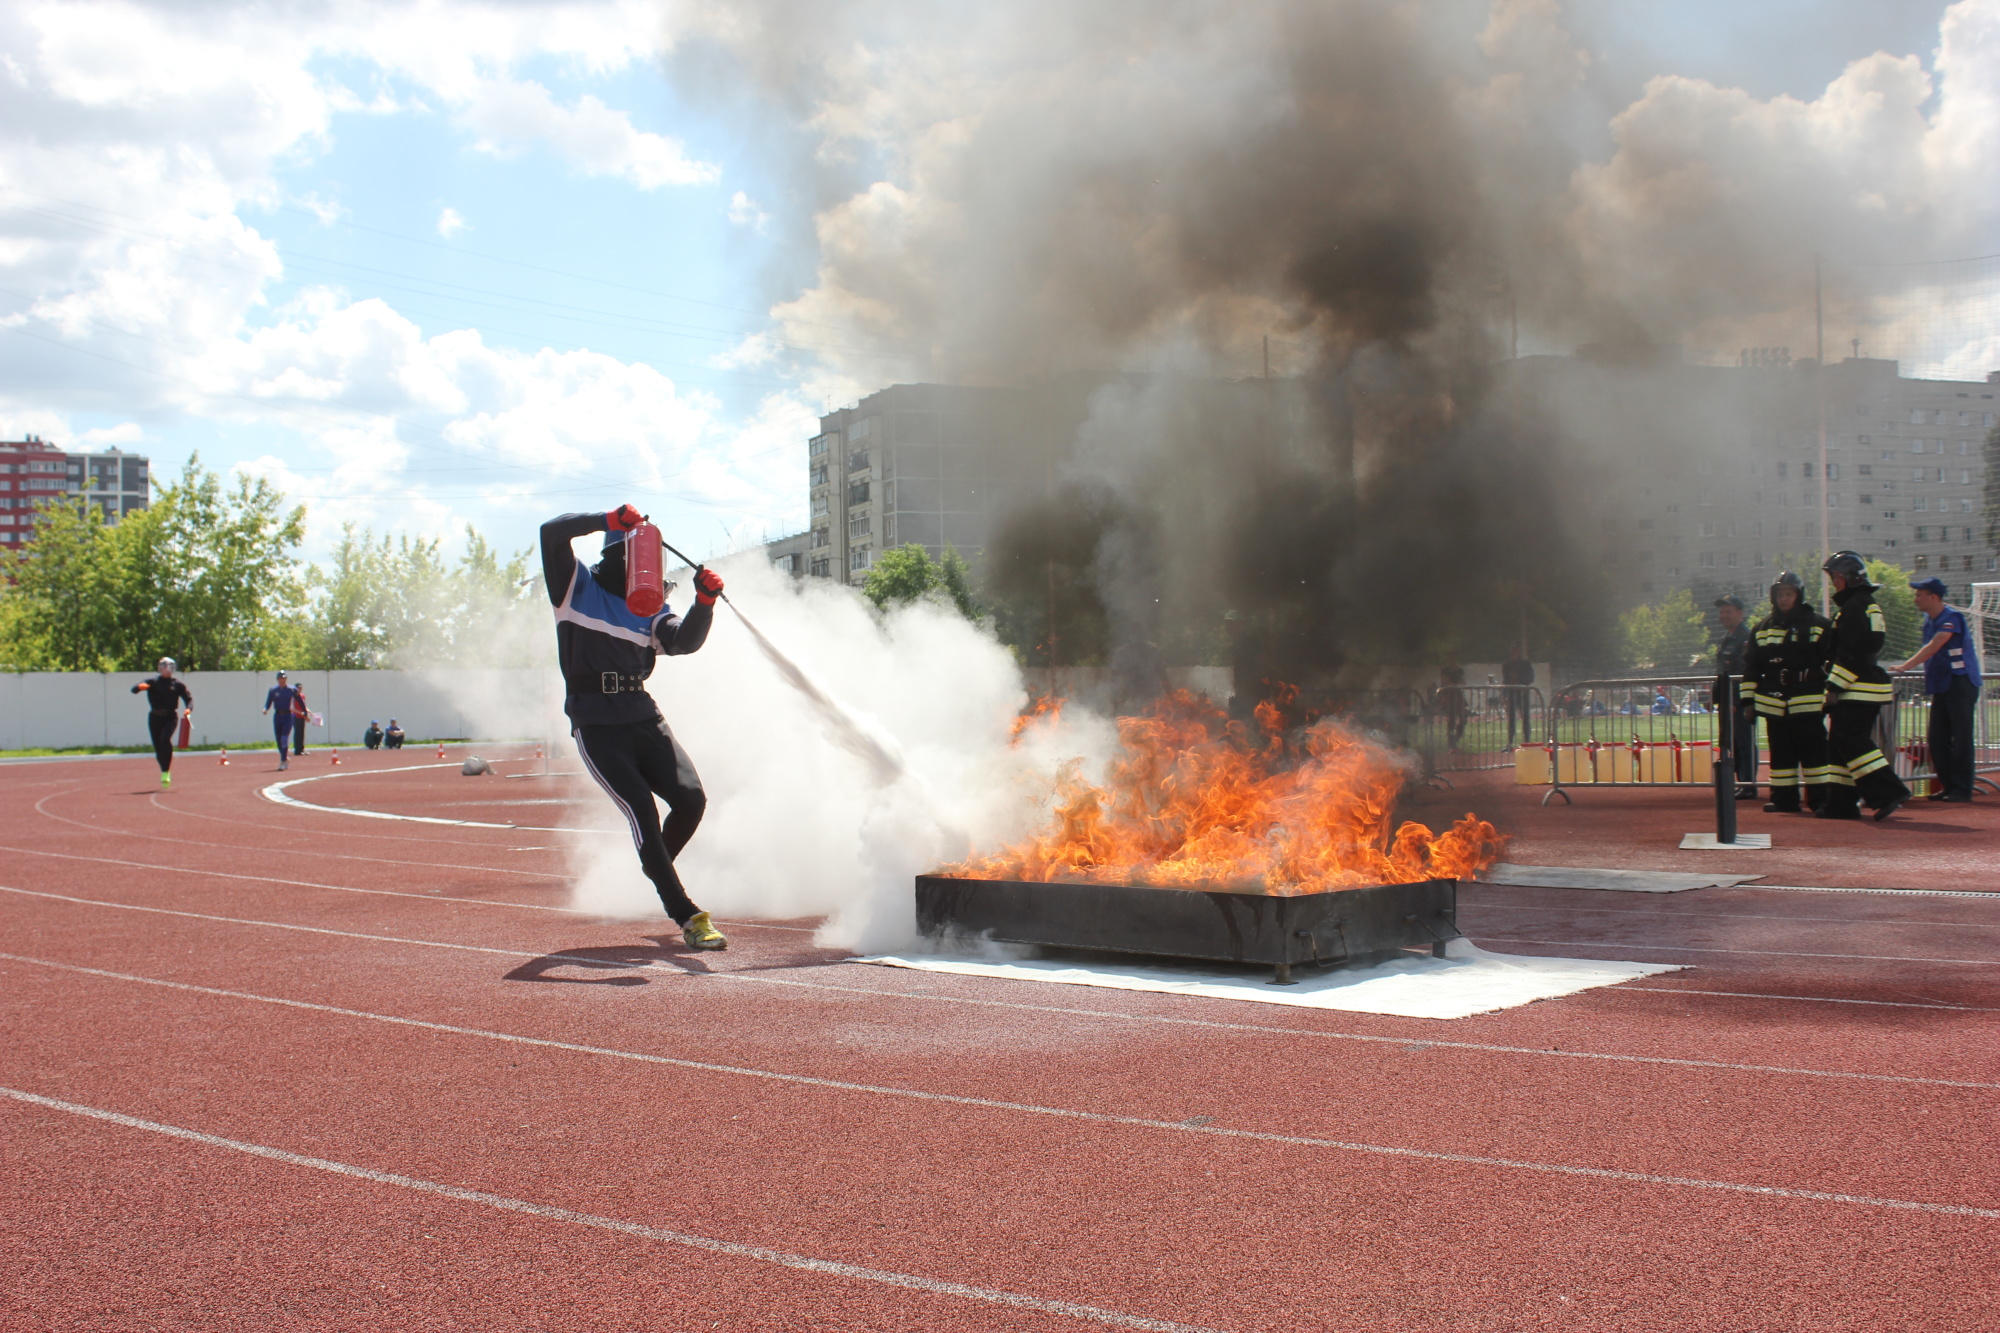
[1824,585,1896,707]
[1748,605,1830,716]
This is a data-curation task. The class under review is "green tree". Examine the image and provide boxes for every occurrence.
[2,454,306,671]
[303,522,539,668]
[0,492,120,669]
[862,543,984,621]
[1617,588,1707,672]
[106,455,307,669]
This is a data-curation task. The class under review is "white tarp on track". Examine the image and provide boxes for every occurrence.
[857,939,1685,1020]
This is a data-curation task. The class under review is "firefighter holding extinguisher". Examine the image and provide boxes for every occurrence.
[540,504,727,951]
[131,657,192,789]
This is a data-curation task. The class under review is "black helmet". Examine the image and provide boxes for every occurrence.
[1770,570,1804,602]
[1822,550,1869,585]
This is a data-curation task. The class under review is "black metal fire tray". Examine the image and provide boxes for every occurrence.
[914,875,1459,984]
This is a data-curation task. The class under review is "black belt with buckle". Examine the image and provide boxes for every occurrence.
[580,671,650,695]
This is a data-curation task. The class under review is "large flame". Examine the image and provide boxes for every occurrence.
[952,688,1504,893]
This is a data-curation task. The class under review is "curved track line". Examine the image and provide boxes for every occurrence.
[5,967,1996,1223]
[0,1086,1223,1333]
[5,906,1996,1091]
[153,786,546,849]
[30,787,563,882]
[262,763,602,833]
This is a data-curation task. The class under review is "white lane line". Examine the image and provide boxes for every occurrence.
[1477,938,2000,967]
[4,984,1996,1226]
[5,890,1995,1090]
[1753,885,2000,901]
[1619,986,2000,1013]
[0,841,800,935]
[16,951,2000,1097]
[0,1086,1222,1333]
[262,764,594,833]
[0,840,588,917]
[1468,904,2000,930]
[1468,882,2000,902]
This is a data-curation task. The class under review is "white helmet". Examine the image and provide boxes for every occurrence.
[157,657,176,673]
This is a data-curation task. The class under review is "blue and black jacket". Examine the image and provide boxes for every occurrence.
[540,512,712,725]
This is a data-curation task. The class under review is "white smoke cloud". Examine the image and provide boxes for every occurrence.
[557,553,1119,952]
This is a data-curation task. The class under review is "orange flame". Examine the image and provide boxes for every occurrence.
[1009,693,1065,744]
[952,688,1505,894]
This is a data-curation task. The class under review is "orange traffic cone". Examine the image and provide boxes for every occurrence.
[329,747,341,766]
[534,742,543,760]
[217,746,229,766]
[436,742,446,759]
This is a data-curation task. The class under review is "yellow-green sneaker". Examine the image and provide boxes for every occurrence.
[160,773,171,789]
[681,911,727,951]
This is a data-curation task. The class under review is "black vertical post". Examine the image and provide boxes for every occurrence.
[1714,673,1737,844]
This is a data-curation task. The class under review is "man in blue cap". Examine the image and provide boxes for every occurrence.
[1896,576,1983,802]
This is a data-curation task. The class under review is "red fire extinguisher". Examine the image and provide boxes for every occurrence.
[624,521,666,618]
[177,714,191,749]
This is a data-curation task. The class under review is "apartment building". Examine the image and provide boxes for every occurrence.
[1510,353,1997,608]
[806,382,1067,584]
[0,436,151,546]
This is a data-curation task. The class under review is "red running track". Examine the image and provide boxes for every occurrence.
[4,749,1999,1330]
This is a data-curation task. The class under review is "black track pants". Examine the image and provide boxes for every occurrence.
[1826,700,1910,813]
[1928,676,1979,799]
[1762,710,1830,810]
[147,711,177,773]
[574,717,708,923]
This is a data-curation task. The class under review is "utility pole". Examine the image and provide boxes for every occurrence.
[1816,253,1830,615]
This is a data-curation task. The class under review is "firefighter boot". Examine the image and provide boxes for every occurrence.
[681,911,728,952]
[1815,787,1862,820]
[1762,791,1801,814]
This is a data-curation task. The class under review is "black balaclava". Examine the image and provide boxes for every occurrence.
[591,530,628,597]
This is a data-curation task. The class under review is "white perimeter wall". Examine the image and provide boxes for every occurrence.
[0,670,565,750]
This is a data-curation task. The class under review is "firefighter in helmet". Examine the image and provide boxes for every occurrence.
[1747,571,1831,813]
[1818,551,1911,821]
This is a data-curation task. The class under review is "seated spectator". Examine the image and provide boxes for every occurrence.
[1650,689,1673,715]
[385,719,406,749]
[363,720,384,751]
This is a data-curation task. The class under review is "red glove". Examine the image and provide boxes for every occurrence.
[694,566,724,605]
[607,503,644,532]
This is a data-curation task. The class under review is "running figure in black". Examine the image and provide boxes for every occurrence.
[542,505,728,950]
[131,657,192,789]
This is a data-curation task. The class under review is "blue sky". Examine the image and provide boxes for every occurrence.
[0,0,1987,569]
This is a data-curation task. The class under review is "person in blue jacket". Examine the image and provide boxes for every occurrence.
[262,670,303,771]
[1896,576,1984,802]
[542,504,728,951]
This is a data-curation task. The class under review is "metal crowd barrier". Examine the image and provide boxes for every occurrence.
[1415,684,1547,782]
[1531,671,1996,803]
[1529,676,1752,805]
[1887,672,2000,796]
